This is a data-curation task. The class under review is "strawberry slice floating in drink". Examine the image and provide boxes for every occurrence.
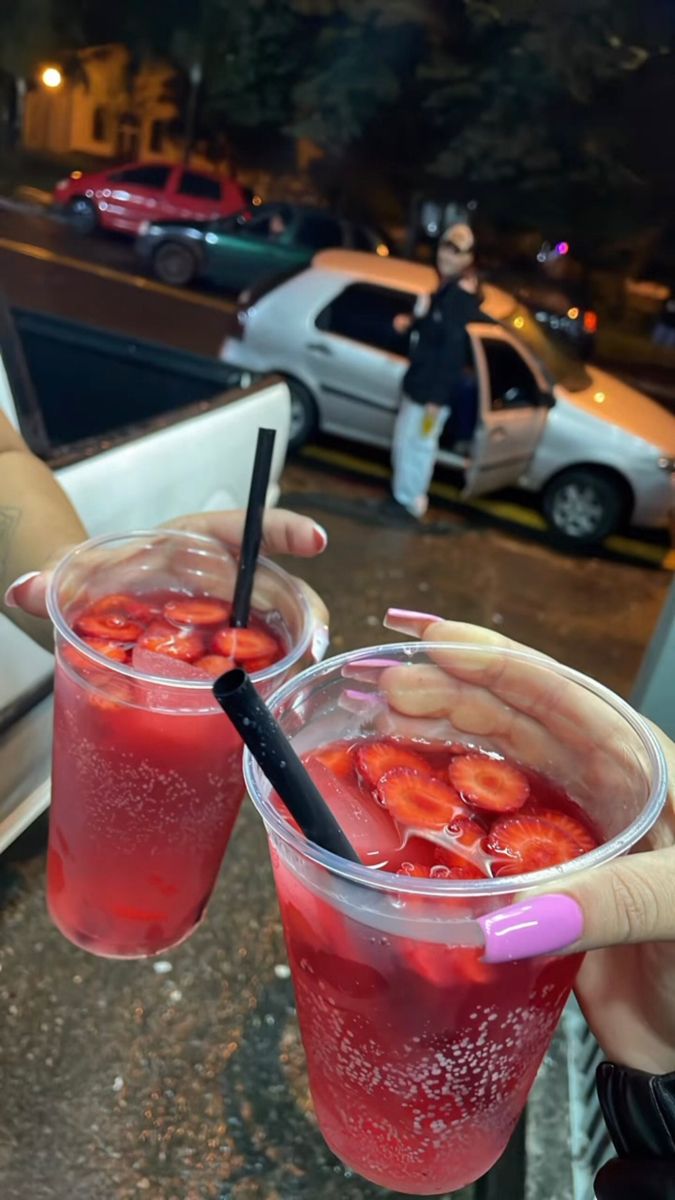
[355,739,433,790]
[377,768,468,829]
[212,626,280,664]
[164,597,231,626]
[448,753,530,813]
[138,620,205,663]
[75,609,144,643]
[487,811,598,876]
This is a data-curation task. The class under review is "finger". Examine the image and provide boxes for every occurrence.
[383,617,650,786]
[377,662,578,775]
[166,510,328,558]
[478,847,675,963]
[4,569,50,618]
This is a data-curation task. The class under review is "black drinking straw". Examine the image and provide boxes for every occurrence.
[213,668,360,863]
[230,426,276,629]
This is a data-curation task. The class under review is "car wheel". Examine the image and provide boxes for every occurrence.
[285,378,318,453]
[152,242,198,287]
[66,197,98,235]
[542,468,625,545]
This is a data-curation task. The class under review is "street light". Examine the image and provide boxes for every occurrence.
[41,66,63,89]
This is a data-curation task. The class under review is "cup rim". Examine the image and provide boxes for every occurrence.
[243,640,669,897]
[47,528,313,689]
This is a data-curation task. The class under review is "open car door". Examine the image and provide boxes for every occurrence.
[463,324,551,498]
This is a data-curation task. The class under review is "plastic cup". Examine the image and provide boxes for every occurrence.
[244,641,667,1195]
[46,529,312,958]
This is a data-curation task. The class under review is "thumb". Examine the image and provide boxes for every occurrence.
[478,848,675,963]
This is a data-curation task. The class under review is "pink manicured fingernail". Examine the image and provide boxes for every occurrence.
[342,657,401,680]
[311,623,330,663]
[339,689,385,715]
[4,571,40,608]
[383,608,443,635]
[478,894,584,964]
[312,522,328,551]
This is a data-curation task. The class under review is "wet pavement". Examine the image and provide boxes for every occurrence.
[0,207,234,355]
[0,465,670,1200]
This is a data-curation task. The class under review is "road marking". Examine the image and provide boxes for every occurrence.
[300,443,674,568]
[0,236,236,314]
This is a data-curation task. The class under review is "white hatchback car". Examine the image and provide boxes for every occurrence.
[221,250,675,544]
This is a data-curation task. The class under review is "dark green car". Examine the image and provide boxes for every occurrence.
[135,202,390,292]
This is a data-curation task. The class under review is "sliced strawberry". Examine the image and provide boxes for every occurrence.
[194,654,236,677]
[487,813,586,876]
[75,609,144,643]
[396,860,430,878]
[534,808,598,855]
[164,597,231,626]
[433,846,489,880]
[245,655,277,674]
[355,740,433,791]
[314,743,357,781]
[448,753,529,813]
[377,769,467,829]
[81,637,132,664]
[211,626,279,663]
[137,620,205,663]
[88,592,156,623]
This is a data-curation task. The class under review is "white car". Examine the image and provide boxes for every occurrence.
[221,250,675,545]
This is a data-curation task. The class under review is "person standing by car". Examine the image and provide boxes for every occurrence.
[387,224,482,523]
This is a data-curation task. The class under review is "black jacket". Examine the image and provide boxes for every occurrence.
[595,1063,675,1197]
[402,278,484,408]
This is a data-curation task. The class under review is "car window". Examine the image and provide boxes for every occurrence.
[482,339,541,410]
[296,214,343,251]
[236,205,294,238]
[316,283,416,353]
[507,305,590,392]
[177,171,221,201]
[108,165,171,189]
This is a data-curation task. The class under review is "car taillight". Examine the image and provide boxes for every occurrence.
[583,310,598,333]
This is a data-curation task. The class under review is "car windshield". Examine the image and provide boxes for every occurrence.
[505,305,591,393]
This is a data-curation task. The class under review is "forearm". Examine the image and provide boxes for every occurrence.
[1,448,86,648]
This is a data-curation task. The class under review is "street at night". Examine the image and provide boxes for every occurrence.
[1,5,675,1199]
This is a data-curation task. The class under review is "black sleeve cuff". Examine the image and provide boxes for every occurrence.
[597,1061,675,1158]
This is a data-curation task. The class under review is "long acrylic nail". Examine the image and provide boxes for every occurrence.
[311,623,330,663]
[339,689,386,716]
[478,894,585,964]
[383,608,443,636]
[312,522,328,551]
[4,571,40,608]
[342,657,401,682]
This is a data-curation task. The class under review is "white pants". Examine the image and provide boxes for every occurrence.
[391,396,449,517]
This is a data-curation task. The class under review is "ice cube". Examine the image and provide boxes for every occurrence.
[305,760,402,866]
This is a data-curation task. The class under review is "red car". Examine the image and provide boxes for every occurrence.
[53,161,247,236]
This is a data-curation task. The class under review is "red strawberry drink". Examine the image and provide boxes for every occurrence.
[46,530,312,958]
[244,643,667,1195]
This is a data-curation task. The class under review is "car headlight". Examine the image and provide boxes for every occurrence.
[657,456,675,472]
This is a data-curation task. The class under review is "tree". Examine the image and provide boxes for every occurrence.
[423,1,675,244]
